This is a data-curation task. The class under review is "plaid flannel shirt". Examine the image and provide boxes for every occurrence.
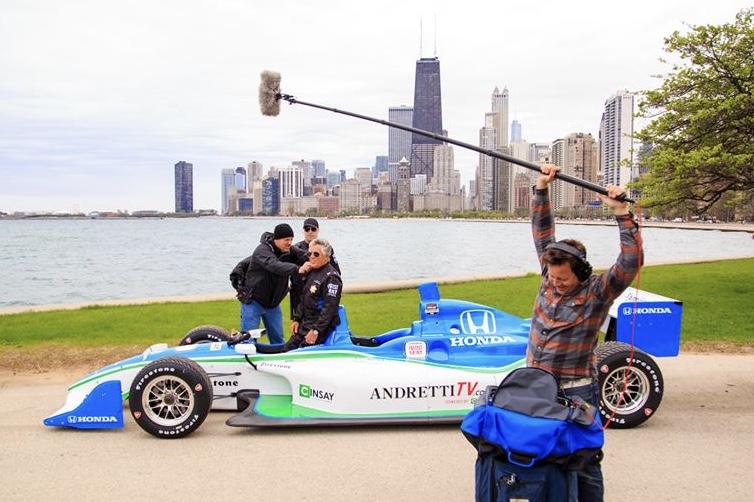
[527,188,643,381]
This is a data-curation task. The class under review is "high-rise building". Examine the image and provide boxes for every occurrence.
[566,133,599,207]
[221,168,235,215]
[550,133,599,209]
[491,86,509,148]
[312,159,326,179]
[174,161,193,213]
[477,121,497,210]
[410,57,443,180]
[247,161,264,182]
[492,146,513,213]
[261,177,279,215]
[599,91,635,189]
[292,160,312,190]
[338,179,364,213]
[388,105,413,183]
[396,157,411,212]
[353,167,373,192]
[279,165,304,199]
[374,155,388,178]
[235,167,247,191]
[511,119,522,143]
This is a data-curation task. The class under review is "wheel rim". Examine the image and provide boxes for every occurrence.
[601,366,650,414]
[141,375,195,426]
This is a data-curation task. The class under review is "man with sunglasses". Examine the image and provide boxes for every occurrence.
[290,218,341,319]
[284,237,342,351]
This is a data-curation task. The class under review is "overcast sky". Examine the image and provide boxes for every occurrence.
[0,0,749,213]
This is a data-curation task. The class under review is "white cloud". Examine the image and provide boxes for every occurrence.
[0,0,750,212]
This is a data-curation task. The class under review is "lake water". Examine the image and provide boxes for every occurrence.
[1,217,753,311]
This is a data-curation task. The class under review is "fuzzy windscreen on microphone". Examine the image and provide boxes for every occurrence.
[259,70,281,116]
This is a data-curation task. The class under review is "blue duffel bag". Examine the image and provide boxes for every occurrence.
[461,368,604,502]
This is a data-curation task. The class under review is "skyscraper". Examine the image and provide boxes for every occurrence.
[221,168,235,215]
[410,57,443,180]
[491,86,509,149]
[477,121,497,210]
[511,119,522,143]
[599,91,635,189]
[388,105,413,184]
[374,155,388,178]
[174,161,193,213]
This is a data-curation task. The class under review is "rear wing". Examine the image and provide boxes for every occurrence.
[604,288,683,357]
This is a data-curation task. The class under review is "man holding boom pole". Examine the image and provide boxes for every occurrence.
[527,165,643,501]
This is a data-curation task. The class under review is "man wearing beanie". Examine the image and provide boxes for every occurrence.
[290,217,341,319]
[230,223,310,344]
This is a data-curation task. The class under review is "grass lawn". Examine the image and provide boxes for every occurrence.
[1,258,753,373]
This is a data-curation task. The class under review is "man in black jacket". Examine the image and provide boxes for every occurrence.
[230,223,310,344]
[284,237,342,351]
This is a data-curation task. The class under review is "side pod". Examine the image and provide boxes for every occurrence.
[44,380,124,430]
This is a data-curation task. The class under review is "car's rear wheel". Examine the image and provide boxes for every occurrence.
[179,325,231,345]
[596,341,663,429]
[129,356,213,439]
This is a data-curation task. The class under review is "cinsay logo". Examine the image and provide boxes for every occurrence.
[460,310,496,335]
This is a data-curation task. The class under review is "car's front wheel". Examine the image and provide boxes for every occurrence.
[596,341,664,429]
[129,356,213,439]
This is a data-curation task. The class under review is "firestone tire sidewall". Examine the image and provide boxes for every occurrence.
[596,342,664,429]
[129,357,213,439]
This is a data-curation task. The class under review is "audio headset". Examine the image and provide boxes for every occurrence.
[545,241,593,282]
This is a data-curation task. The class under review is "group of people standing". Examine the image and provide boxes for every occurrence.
[228,165,642,501]
[229,217,342,351]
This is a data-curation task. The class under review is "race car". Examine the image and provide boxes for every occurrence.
[44,281,681,439]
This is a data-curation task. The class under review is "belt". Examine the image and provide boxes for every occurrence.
[559,377,594,389]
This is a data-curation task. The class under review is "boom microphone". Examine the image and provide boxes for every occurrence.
[258,70,634,203]
[259,70,282,117]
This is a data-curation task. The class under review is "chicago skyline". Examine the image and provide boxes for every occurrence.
[3,1,746,214]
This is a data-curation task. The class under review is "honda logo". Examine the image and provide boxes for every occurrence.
[460,310,496,335]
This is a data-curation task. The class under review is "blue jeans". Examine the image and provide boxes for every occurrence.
[563,381,604,502]
[240,300,285,345]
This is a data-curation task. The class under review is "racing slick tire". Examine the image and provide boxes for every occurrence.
[129,356,213,439]
[596,341,664,429]
[179,325,231,345]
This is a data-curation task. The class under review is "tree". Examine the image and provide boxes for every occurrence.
[634,8,754,218]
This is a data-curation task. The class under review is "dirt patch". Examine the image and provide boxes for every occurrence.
[0,344,146,379]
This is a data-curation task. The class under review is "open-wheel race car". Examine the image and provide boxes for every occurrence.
[44,282,682,439]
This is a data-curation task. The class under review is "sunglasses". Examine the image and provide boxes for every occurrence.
[307,251,322,258]
[303,226,317,232]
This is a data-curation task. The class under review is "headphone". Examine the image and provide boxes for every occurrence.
[545,241,593,282]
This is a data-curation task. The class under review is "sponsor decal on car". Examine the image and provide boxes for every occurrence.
[212,379,239,388]
[404,340,427,359]
[621,306,673,315]
[449,335,517,347]
[299,384,335,402]
[258,362,292,370]
[459,309,496,334]
[370,381,482,400]
[67,415,120,424]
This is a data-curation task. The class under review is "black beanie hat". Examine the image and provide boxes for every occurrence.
[273,223,294,240]
[303,217,319,229]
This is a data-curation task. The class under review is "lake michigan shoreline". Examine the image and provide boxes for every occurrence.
[3,255,753,316]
